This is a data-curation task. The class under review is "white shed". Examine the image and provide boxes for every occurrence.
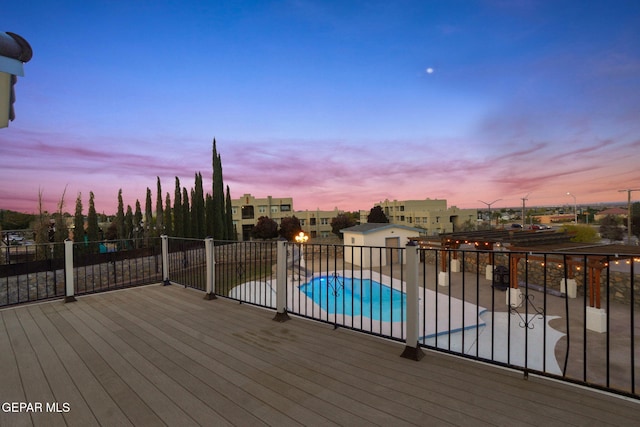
[341,223,422,268]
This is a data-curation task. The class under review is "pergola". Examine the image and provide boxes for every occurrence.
[412,230,640,309]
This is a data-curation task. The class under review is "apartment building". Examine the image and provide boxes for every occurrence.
[231,194,293,241]
[362,198,477,235]
[295,208,344,239]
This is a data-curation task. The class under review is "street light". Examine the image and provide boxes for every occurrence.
[566,192,577,224]
[478,199,502,228]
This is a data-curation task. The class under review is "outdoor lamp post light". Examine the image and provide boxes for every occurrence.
[566,192,577,224]
[294,231,308,269]
[295,231,308,244]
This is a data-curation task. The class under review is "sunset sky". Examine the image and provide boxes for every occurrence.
[2,0,639,215]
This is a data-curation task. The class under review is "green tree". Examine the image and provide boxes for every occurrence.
[459,218,477,232]
[116,189,125,239]
[173,177,183,237]
[145,187,153,236]
[562,224,599,243]
[134,200,143,239]
[155,177,163,234]
[87,191,100,243]
[0,210,33,230]
[631,202,640,240]
[192,172,205,238]
[73,192,85,244]
[124,205,134,240]
[330,213,356,236]
[599,215,624,241]
[367,205,389,223]
[212,139,226,239]
[225,185,234,240]
[164,192,172,236]
[253,216,278,239]
[279,216,302,241]
[182,187,191,238]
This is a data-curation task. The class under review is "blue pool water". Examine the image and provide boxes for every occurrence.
[299,275,406,322]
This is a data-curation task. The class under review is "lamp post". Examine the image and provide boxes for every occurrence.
[566,192,577,224]
[295,231,309,269]
[478,199,502,228]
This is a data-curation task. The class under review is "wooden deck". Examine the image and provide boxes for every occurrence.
[1,284,638,426]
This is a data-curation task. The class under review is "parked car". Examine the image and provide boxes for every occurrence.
[511,223,523,229]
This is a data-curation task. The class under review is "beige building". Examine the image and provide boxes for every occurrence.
[362,198,477,236]
[231,194,293,241]
[295,208,344,239]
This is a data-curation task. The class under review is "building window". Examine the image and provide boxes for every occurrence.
[310,231,317,238]
[241,205,254,219]
[271,206,279,213]
[310,218,316,226]
[321,218,329,225]
[400,206,405,211]
[258,205,267,213]
[232,208,237,215]
[280,204,291,212]
[300,219,306,226]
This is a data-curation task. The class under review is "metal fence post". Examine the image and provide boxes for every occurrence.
[161,235,170,286]
[273,240,290,322]
[401,242,424,360]
[204,238,217,300]
[64,239,76,303]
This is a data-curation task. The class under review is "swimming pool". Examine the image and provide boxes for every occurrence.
[299,275,406,322]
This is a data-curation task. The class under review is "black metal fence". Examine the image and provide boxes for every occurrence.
[72,238,163,296]
[0,238,163,306]
[185,239,638,400]
[0,241,65,305]
[2,235,638,400]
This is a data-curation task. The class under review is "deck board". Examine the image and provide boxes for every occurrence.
[1,284,638,426]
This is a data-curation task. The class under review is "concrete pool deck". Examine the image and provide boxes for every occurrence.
[230,270,566,374]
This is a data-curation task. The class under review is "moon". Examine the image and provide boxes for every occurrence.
[426,67,434,74]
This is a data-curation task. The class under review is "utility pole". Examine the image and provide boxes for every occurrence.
[521,194,529,228]
[618,189,640,245]
[478,199,502,228]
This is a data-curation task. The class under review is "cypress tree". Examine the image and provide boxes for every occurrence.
[155,177,163,234]
[116,189,125,239]
[225,185,234,240]
[164,192,173,236]
[212,139,225,239]
[182,187,190,238]
[173,177,183,237]
[145,187,153,236]
[87,191,99,244]
[192,172,205,238]
[124,205,134,240]
[73,192,85,244]
[134,200,142,239]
